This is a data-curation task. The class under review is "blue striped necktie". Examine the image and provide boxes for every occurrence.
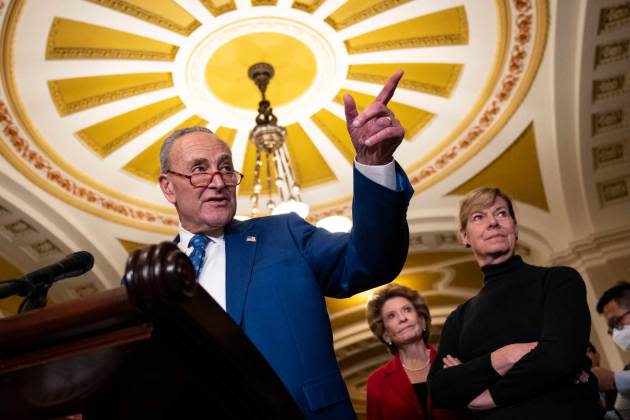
[188,234,210,280]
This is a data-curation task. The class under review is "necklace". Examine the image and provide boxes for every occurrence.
[401,357,430,372]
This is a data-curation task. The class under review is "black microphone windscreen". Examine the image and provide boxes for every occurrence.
[60,251,95,277]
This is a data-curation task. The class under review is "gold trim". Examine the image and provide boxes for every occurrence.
[199,0,237,16]
[291,0,325,13]
[84,0,201,36]
[346,63,464,98]
[405,1,511,175]
[75,99,185,157]
[332,89,434,140]
[409,0,550,191]
[448,122,549,211]
[312,0,549,213]
[252,0,277,5]
[347,66,463,97]
[46,18,178,61]
[0,104,179,233]
[325,0,413,31]
[47,46,176,61]
[310,109,355,163]
[1,0,175,214]
[310,0,511,214]
[123,115,208,182]
[346,34,467,53]
[343,6,469,53]
[48,74,173,116]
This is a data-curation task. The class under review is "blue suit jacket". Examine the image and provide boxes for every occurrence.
[206,165,411,419]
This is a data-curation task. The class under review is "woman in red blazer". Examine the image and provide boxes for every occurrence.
[366,284,469,420]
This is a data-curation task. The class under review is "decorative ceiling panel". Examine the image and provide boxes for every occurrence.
[333,88,434,139]
[347,62,464,97]
[291,0,325,14]
[284,123,337,189]
[310,108,356,163]
[1,0,549,231]
[343,6,468,53]
[325,0,415,31]
[85,0,202,35]
[75,96,185,157]
[48,72,174,116]
[215,126,237,148]
[449,122,549,211]
[199,0,237,17]
[46,17,179,60]
[123,114,208,181]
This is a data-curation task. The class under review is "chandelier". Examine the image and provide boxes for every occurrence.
[248,62,309,218]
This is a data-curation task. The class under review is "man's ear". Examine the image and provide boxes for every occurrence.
[159,174,176,205]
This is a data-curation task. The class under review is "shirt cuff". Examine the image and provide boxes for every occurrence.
[354,159,396,191]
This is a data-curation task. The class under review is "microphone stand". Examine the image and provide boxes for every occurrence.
[1,251,94,314]
[0,277,51,313]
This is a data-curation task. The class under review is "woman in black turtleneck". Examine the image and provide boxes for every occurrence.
[427,188,602,419]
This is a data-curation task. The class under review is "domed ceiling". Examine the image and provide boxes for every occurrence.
[3,0,630,417]
[1,0,547,228]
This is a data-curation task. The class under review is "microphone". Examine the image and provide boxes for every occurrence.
[20,251,95,291]
[0,251,95,312]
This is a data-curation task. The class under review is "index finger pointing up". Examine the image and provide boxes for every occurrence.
[375,70,404,105]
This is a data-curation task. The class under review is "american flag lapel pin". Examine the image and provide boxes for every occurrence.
[246,235,256,243]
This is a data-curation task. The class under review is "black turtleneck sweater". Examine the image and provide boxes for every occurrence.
[428,255,602,419]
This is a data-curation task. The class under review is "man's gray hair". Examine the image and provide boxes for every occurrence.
[159,126,214,173]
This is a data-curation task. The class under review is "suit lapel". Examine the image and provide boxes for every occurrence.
[224,221,257,326]
[386,355,423,414]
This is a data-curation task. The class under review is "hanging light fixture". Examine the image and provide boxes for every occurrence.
[248,62,309,218]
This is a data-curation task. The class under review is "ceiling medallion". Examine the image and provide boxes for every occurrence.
[179,14,344,128]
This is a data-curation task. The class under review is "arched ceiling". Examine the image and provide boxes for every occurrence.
[2,0,630,417]
[1,0,548,229]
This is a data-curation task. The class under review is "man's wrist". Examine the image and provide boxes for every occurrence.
[355,156,393,166]
[354,159,396,190]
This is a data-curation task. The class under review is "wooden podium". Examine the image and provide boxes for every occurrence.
[0,243,303,419]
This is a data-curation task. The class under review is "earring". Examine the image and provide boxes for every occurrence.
[465,243,471,248]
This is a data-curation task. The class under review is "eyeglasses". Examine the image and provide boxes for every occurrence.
[167,169,244,187]
[607,309,630,335]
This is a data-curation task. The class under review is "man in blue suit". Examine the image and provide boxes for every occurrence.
[158,71,413,419]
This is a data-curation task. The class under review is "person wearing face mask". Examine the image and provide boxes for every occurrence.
[427,187,602,419]
[593,281,630,419]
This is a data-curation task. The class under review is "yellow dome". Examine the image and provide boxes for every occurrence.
[205,32,317,110]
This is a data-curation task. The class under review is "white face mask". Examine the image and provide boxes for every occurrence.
[613,325,630,351]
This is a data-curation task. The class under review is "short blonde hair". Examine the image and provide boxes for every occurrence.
[366,284,431,353]
[458,187,516,231]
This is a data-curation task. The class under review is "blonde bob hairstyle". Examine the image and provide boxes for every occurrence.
[366,283,431,354]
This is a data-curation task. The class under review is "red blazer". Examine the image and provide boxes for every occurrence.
[366,345,470,420]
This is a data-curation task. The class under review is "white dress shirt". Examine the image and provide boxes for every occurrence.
[176,161,396,311]
[177,228,227,310]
